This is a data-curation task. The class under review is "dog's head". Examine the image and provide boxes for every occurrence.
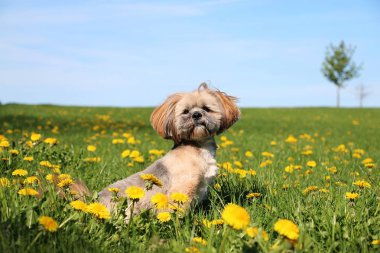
[150,83,240,143]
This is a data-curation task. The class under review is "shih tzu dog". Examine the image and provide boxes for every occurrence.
[98,83,240,216]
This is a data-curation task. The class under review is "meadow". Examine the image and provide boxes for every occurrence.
[0,104,379,253]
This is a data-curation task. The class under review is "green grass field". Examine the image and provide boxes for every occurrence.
[1,104,379,253]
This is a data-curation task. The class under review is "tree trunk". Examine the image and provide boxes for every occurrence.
[336,85,340,108]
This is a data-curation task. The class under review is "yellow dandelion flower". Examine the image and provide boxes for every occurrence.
[51,126,59,134]
[213,183,221,191]
[0,140,10,148]
[222,203,250,230]
[301,150,313,155]
[121,149,131,158]
[352,119,360,125]
[44,138,58,145]
[40,161,53,167]
[345,192,359,200]
[24,176,40,185]
[87,145,96,152]
[326,166,337,174]
[234,169,247,178]
[12,169,28,177]
[58,174,72,180]
[151,193,169,209]
[270,140,277,146]
[335,181,347,187]
[259,160,272,168]
[234,161,243,168]
[274,219,299,240]
[333,144,348,153]
[125,186,145,200]
[23,156,34,162]
[353,180,371,189]
[57,178,73,188]
[130,150,141,158]
[261,151,274,158]
[0,177,10,187]
[202,219,224,228]
[306,161,317,167]
[122,133,132,139]
[18,188,39,196]
[192,237,207,246]
[149,149,165,156]
[372,240,380,245]
[185,246,200,253]
[45,174,53,183]
[284,165,294,173]
[246,227,269,241]
[245,151,253,157]
[84,157,101,163]
[319,188,329,193]
[361,158,373,164]
[87,202,111,219]
[38,216,58,232]
[285,135,297,144]
[211,219,224,226]
[354,149,365,155]
[303,186,319,194]
[133,155,144,163]
[70,200,88,212]
[156,212,171,223]
[112,138,125,144]
[364,163,375,168]
[9,149,19,155]
[170,192,189,204]
[246,193,261,199]
[127,137,136,144]
[31,133,41,142]
[220,140,234,148]
[108,187,120,193]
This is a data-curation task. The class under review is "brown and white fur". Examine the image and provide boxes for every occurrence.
[98,83,240,217]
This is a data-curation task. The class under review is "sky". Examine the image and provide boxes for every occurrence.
[1,0,379,107]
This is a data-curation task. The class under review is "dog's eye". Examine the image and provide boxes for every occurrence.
[202,106,211,112]
[183,109,189,114]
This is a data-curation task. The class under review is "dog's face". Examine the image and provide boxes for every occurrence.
[150,83,240,143]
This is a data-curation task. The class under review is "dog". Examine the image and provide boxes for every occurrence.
[98,83,240,216]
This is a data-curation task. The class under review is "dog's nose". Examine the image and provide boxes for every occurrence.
[192,111,202,120]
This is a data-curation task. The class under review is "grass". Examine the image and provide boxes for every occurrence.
[0,104,379,252]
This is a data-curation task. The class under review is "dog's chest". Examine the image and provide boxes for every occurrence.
[197,145,218,201]
[200,148,218,180]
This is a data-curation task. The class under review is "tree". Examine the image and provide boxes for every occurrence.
[355,84,370,108]
[321,41,362,107]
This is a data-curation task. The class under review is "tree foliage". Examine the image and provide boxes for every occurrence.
[322,41,361,87]
[321,41,362,107]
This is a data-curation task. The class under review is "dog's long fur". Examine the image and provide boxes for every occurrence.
[98,83,240,217]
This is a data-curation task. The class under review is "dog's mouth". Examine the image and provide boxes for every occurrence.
[177,116,219,141]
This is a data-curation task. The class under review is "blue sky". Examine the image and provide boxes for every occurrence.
[1,0,379,107]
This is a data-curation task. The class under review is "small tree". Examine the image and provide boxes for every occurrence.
[321,41,362,107]
[356,84,370,108]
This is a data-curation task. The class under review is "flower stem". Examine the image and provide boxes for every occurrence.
[126,201,135,235]
[218,224,229,253]
[27,231,42,251]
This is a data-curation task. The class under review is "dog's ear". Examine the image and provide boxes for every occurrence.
[212,90,240,134]
[150,93,183,140]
